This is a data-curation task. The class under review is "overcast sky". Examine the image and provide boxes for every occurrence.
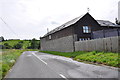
[0,0,119,40]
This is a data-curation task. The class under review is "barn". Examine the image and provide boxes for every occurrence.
[40,13,119,52]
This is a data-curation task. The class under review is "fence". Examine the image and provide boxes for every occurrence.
[92,29,120,39]
[75,36,120,53]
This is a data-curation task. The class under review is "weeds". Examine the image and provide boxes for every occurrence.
[40,51,119,68]
[0,49,39,79]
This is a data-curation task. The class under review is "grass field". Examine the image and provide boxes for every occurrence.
[40,51,120,68]
[0,49,39,80]
[0,40,31,49]
[0,40,21,46]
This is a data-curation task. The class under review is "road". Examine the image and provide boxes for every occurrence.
[5,51,119,79]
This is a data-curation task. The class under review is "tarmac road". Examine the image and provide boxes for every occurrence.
[5,51,119,79]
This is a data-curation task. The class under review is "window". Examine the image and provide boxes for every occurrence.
[79,38,91,41]
[49,35,51,39]
[83,26,91,33]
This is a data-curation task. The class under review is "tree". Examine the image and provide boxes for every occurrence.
[18,41,23,44]
[27,38,40,49]
[3,43,12,49]
[0,45,4,49]
[115,18,120,25]
[13,43,23,49]
[0,36,4,42]
[31,38,37,49]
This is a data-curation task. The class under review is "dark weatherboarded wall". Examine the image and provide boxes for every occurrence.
[74,13,102,41]
[92,29,120,39]
[40,13,120,52]
[44,26,73,41]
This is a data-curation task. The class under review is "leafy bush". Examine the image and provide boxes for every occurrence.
[13,43,23,49]
[1,49,25,79]
[3,43,12,49]
[1,49,39,79]
[0,36,4,42]
[0,40,34,49]
[2,64,10,77]
[28,38,40,49]
[18,41,23,43]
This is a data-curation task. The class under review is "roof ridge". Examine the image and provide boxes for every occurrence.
[43,13,86,37]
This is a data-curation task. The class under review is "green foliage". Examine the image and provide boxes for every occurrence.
[75,52,119,67]
[115,18,120,25]
[0,39,40,49]
[3,43,12,49]
[0,40,21,47]
[2,64,10,77]
[0,36,4,42]
[18,41,23,44]
[0,40,31,49]
[40,51,85,58]
[0,49,39,79]
[0,62,2,79]
[0,49,24,79]
[40,51,119,67]
[13,43,23,49]
[28,38,40,49]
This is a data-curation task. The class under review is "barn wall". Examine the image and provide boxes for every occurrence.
[92,29,120,39]
[40,35,75,52]
[75,36,120,53]
[44,26,74,41]
[74,13,102,40]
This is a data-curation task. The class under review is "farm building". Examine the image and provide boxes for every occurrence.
[40,13,120,52]
[92,29,120,39]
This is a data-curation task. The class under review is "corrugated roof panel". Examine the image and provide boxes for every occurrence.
[42,14,118,37]
[96,20,115,26]
[43,14,84,37]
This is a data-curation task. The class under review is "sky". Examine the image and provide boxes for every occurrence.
[0,0,119,40]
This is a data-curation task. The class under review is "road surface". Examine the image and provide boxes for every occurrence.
[5,51,119,79]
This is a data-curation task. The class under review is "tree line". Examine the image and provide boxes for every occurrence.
[0,38,40,49]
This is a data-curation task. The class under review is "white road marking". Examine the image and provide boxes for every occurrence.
[22,52,25,54]
[27,55,32,57]
[32,53,47,65]
[59,74,68,80]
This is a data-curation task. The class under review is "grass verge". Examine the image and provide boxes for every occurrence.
[0,49,39,80]
[40,51,120,68]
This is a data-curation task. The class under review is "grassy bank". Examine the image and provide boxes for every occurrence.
[0,40,31,49]
[0,49,38,79]
[40,51,120,68]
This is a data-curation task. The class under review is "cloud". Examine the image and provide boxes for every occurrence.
[51,21,59,25]
[0,0,119,39]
